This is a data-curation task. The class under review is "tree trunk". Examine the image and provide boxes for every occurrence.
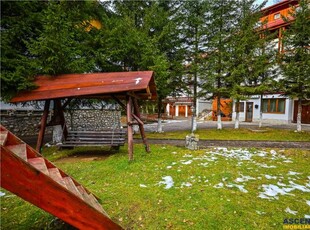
[297,98,302,132]
[259,94,263,128]
[217,96,222,130]
[234,100,240,129]
[157,97,163,133]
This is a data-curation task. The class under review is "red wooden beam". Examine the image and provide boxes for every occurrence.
[132,97,150,153]
[126,96,134,160]
[1,147,122,230]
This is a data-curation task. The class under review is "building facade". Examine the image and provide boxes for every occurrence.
[233,0,310,124]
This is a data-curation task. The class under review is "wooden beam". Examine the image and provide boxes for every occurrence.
[126,96,134,160]
[132,97,150,153]
[36,100,50,153]
[55,99,68,140]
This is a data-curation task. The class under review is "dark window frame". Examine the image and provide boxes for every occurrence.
[262,98,286,114]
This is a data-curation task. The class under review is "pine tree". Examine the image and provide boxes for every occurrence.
[202,0,238,130]
[279,0,310,132]
[1,1,47,100]
[27,1,98,76]
[177,0,210,132]
[228,0,273,129]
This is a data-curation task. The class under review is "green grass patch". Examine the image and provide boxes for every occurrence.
[1,145,310,229]
[139,128,310,141]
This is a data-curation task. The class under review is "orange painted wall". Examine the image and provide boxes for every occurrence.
[212,98,232,121]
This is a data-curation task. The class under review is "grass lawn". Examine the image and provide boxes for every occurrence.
[139,128,310,141]
[1,144,310,229]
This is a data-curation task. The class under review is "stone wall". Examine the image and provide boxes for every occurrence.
[1,109,122,136]
[0,110,53,136]
[65,109,121,131]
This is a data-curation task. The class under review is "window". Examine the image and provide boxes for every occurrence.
[274,13,280,20]
[235,102,244,112]
[262,99,286,113]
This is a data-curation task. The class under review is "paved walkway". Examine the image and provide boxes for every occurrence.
[143,119,310,132]
[21,119,310,150]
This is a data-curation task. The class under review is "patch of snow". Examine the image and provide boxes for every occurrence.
[258,184,289,200]
[213,182,224,189]
[226,183,248,193]
[256,210,266,215]
[181,182,192,188]
[277,181,286,186]
[306,200,310,206]
[140,184,147,188]
[289,181,310,192]
[285,207,298,215]
[199,162,209,167]
[158,176,174,189]
[0,191,5,197]
[270,150,277,155]
[305,215,310,218]
[287,171,301,176]
[235,175,256,183]
[265,175,277,180]
[283,160,293,163]
[171,151,177,154]
[183,154,193,158]
[256,163,277,168]
[166,166,172,169]
[181,160,193,165]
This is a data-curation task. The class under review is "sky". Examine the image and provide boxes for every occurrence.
[255,0,278,8]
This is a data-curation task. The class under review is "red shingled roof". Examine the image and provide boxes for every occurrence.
[11,71,157,102]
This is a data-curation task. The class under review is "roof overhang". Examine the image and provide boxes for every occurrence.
[11,71,157,103]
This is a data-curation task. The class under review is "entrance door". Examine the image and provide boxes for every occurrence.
[293,100,310,124]
[245,102,253,122]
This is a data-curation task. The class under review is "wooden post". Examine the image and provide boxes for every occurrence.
[126,96,134,160]
[132,97,150,153]
[36,100,50,153]
[55,99,68,139]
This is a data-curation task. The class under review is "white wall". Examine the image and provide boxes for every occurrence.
[232,94,293,124]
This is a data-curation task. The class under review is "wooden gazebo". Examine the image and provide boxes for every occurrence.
[11,71,157,160]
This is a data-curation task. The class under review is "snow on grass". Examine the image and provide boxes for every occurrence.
[158,176,174,189]
[155,146,309,217]
[285,207,298,215]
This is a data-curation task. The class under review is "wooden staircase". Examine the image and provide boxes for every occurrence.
[0,125,122,230]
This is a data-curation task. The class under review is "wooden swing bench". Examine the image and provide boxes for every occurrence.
[61,129,126,149]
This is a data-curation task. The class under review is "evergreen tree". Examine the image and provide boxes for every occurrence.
[228,0,273,129]
[1,1,47,100]
[27,1,98,76]
[178,0,210,132]
[279,0,310,132]
[202,0,238,129]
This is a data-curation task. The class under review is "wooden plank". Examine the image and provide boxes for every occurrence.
[0,130,8,146]
[10,71,156,102]
[48,168,67,188]
[28,157,49,175]
[6,144,28,161]
[63,177,84,200]
[1,146,123,229]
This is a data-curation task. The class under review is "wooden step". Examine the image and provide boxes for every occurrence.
[63,177,83,200]
[28,157,49,175]
[77,186,95,208]
[6,144,28,161]
[0,130,8,146]
[48,168,67,188]
[89,193,107,215]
